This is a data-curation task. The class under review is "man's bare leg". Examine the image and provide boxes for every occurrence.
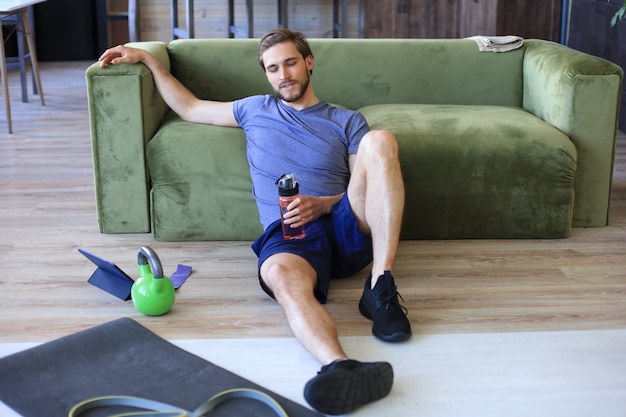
[260,252,348,365]
[347,129,405,286]
[347,129,412,342]
[260,252,394,415]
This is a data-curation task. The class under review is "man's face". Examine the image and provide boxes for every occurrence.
[262,41,313,103]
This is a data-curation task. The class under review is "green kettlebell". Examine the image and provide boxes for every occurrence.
[131,246,175,316]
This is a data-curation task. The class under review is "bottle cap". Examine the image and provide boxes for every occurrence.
[276,174,299,196]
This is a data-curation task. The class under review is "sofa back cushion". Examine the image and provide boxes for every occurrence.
[167,38,525,109]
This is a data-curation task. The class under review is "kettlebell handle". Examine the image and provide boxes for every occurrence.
[137,246,164,279]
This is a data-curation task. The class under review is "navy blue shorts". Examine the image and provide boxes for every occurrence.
[251,193,373,304]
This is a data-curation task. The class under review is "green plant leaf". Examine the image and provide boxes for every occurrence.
[609,0,626,26]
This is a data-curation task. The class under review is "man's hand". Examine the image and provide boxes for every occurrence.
[282,194,344,228]
[98,45,145,68]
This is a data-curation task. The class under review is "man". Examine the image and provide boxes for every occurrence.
[99,28,411,415]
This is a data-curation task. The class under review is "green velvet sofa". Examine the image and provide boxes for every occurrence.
[85,38,623,241]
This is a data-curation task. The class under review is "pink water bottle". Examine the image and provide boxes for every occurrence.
[276,174,305,240]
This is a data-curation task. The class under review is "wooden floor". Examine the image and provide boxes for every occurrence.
[0,61,625,343]
[1,61,626,416]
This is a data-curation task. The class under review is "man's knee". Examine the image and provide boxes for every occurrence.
[261,256,317,303]
[360,130,399,160]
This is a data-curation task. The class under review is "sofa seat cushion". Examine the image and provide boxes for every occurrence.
[147,111,263,241]
[359,104,578,239]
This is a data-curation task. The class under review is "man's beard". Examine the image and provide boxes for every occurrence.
[276,74,311,103]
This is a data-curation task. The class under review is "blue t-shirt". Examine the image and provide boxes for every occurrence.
[233,95,369,230]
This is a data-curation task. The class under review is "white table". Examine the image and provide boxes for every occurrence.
[0,0,46,133]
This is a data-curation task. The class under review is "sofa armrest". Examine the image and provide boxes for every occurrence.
[85,42,170,233]
[523,39,623,227]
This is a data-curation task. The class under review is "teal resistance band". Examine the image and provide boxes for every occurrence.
[69,387,290,417]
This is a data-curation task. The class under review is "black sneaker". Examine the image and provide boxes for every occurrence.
[359,271,412,342]
[303,359,394,415]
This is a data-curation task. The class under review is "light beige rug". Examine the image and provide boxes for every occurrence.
[1,329,625,416]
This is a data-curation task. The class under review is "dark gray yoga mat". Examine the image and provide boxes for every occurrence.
[0,317,322,417]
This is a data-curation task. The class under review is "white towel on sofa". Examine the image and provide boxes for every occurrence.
[466,35,524,52]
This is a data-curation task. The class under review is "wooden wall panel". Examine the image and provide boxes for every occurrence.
[117,0,562,42]
[362,0,394,38]
[364,0,462,38]
[363,0,561,41]
[459,0,497,38]
[409,0,461,38]
[135,0,363,41]
[496,0,562,41]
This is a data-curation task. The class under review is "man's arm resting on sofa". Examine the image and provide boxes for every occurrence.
[99,44,237,127]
